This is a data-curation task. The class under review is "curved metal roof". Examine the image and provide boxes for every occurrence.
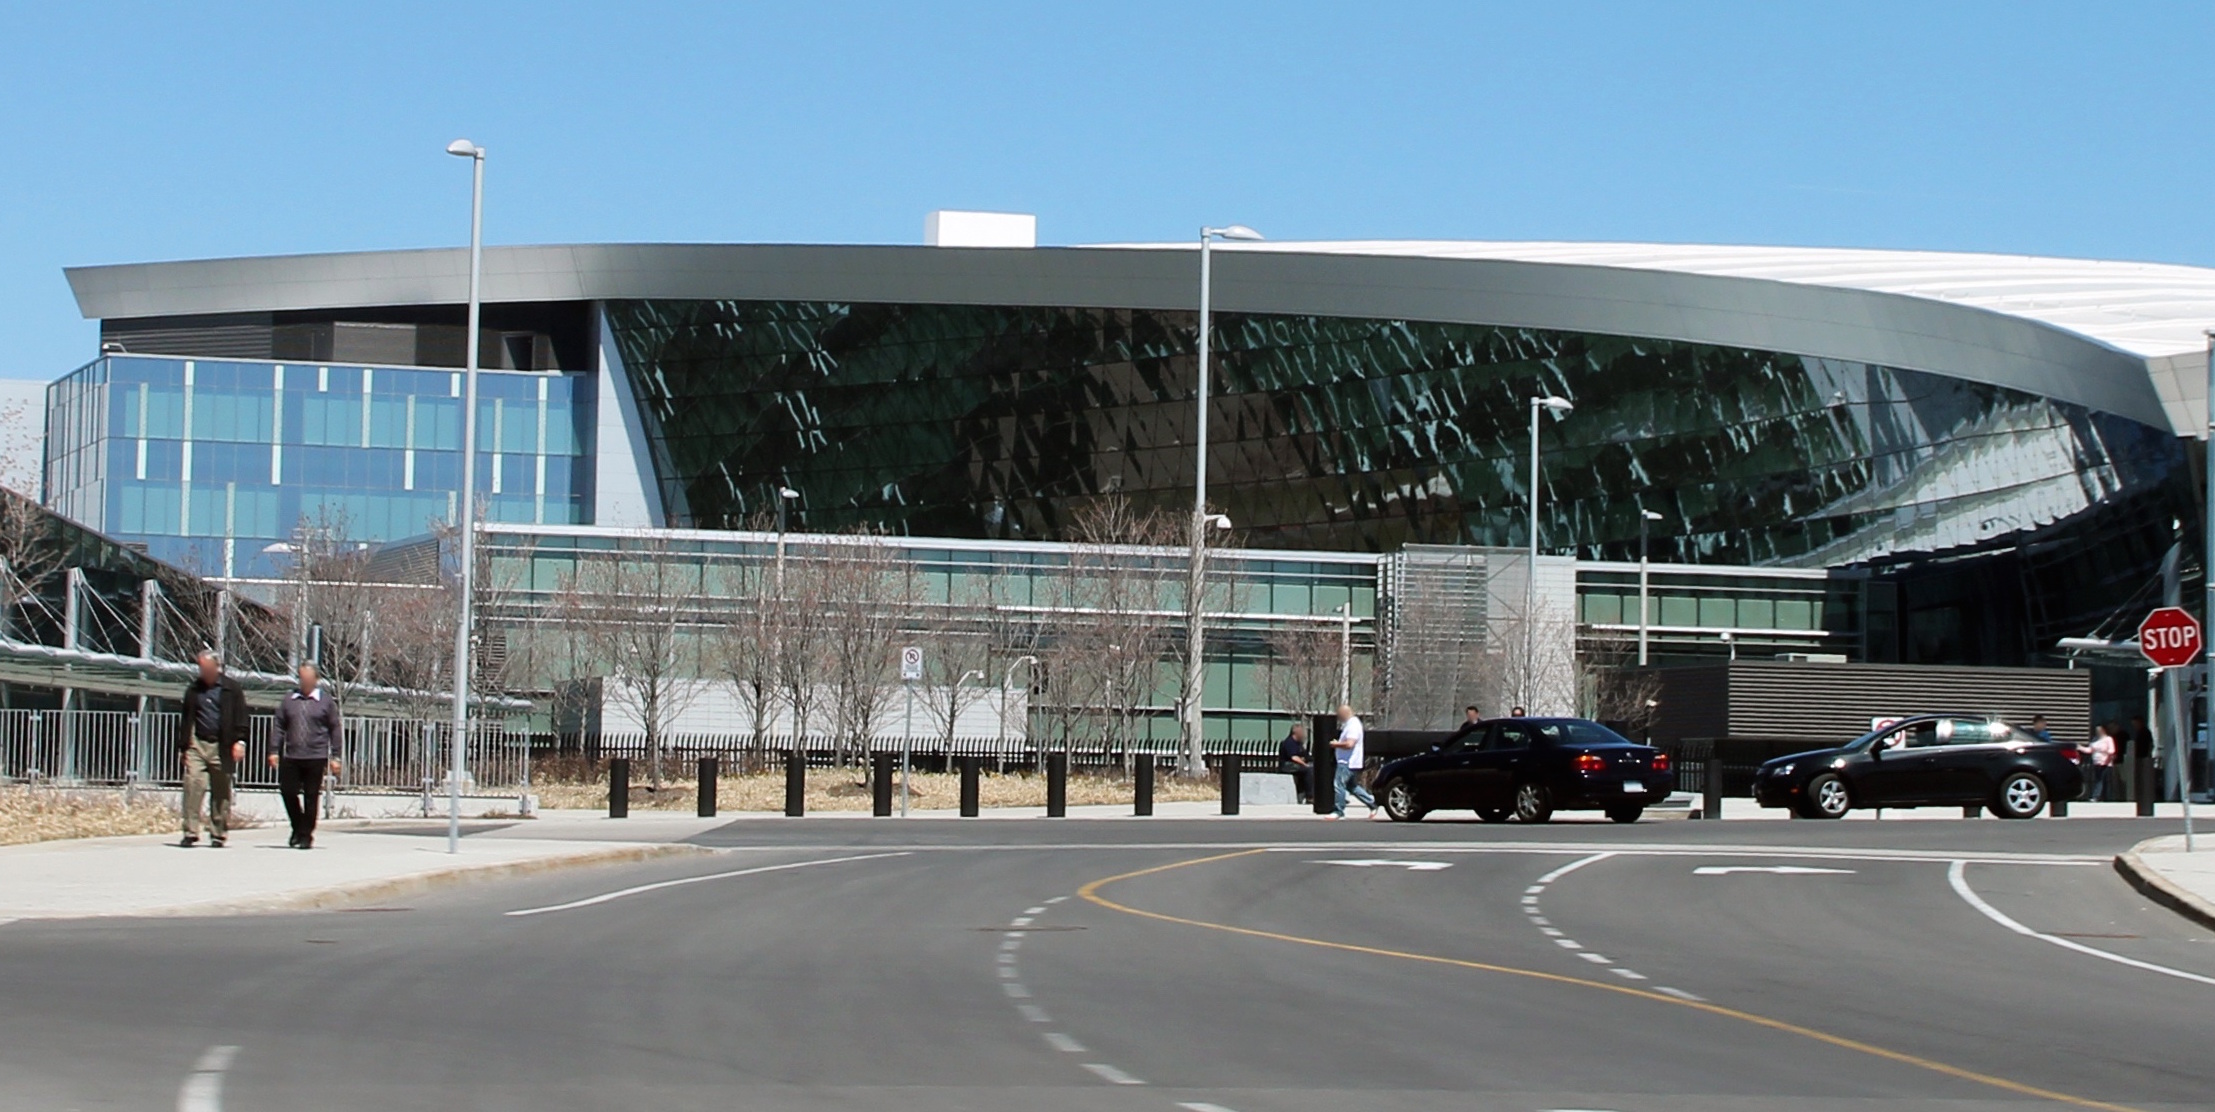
[66,239,2212,434]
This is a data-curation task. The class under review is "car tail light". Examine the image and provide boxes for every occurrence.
[2062,744,2082,763]
[1575,753,1607,773]
[1651,752,1671,773]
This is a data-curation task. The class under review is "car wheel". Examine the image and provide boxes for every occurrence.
[1796,773,1851,819]
[1605,805,1644,824]
[1476,807,1511,824]
[1382,779,1426,822]
[1990,772,2047,819]
[1513,782,1554,824]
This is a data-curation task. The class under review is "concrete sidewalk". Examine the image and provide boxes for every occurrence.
[2116,834,2215,930]
[0,823,709,921]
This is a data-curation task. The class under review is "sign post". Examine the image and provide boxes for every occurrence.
[2139,607,2201,849]
[900,646,922,817]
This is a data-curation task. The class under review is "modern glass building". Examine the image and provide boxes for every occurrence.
[45,237,2215,687]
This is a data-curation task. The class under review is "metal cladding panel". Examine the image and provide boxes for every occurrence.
[64,243,2172,431]
[1645,665,1732,744]
[1716,661,2090,745]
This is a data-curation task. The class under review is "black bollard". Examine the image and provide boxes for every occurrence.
[1220,753,1241,815]
[2051,795,2068,818]
[1134,757,1154,816]
[1046,752,1068,817]
[1701,759,1724,822]
[872,753,894,817]
[1962,804,1982,818]
[959,755,981,817]
[2137,754,2156,817]
[784,749,806,817]
[608,758,630,819]
[697,756,718,818]
[1312,741,1336,815]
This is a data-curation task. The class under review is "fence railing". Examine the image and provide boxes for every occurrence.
[0,709,530,792]
[574,731,1284,772]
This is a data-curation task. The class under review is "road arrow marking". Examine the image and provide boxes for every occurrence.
[1311,859,1454,871]
[1693,865,1855,876]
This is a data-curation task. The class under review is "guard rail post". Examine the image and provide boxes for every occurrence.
[784,748,806,817]
[1134,756,1154,816]
[608,758,630,819]
[959,755,981,817]
[1220,754,1241,815]
[697,756,718,818]
[872,752,894,817]
[1046,752,1068,817]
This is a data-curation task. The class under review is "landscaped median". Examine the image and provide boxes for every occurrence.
[2114,834,2215,930]
[0,784,185,846]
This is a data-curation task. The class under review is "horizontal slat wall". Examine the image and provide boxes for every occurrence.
[1719,661,2089,744]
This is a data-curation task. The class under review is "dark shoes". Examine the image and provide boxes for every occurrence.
[209,836,226,848]
[178,834,199,848]
[288,832,313,849]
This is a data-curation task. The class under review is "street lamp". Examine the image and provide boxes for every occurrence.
[1000,654,1039,769]
[1525,395,1574,710]
[774,485,799,591]
[444,137,485,855]
[1638,508,1664,666]
[1334,601,1352,706]
[1183,224,1263,774]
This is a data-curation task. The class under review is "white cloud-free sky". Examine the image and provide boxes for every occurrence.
[3,2,2213,379]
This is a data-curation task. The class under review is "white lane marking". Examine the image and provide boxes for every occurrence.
[1536,852,1617,885]
[1083,1062,1145,1085]
[1539,927,1564,937]
[1520,895,1538,905]
[1002,982,1032,998]
[1043,1032,1087,1053]
[1530,916,1551,925]
[1016,1003,1051,1023]
[1010,916,1034,927]
[178,1044,239,1112]
[1577,952,1611,964]
[1025,906,1048,915]
[1947,860,2215,988]
[997,952,1017,964]
[1553,938,1582,949]
[1525,885,1545,894]
[1251,843,2106,866]
[504,853,909,917]
[1654,987,1704,1002]
[997,966,1018,979]
[1000,939,1022,952]
[1044,895,1070,904]
[1179,1104,1240,1112]
[1610,968,1648,980]
[1311,859,1453,870]
[1694,865,1855,876]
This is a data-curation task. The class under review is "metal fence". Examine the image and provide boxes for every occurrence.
[0,709,531,791]
[576,731,1285,772]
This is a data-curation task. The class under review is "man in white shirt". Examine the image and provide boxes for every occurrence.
[1332,703,1377,819]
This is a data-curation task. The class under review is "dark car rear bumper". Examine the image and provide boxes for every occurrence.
[1557,779,1674,809]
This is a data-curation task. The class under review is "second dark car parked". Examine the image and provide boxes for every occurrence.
[1373,717,1672,823]
[1752,714,2082,819]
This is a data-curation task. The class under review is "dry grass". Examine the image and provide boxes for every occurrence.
[532,768,1226,813]
[0,785,181,846]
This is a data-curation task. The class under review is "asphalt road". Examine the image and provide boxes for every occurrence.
[0,817,2208,1111]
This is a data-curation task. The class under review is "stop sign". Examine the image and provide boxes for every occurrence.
[2138,607,2203,668]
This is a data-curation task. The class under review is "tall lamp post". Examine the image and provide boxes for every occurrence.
[774,485,799,591]
[443,138,485,855]
[1525,395,1574,710]
[1637,508,1664,666]
[1334,601,1353,706]
[1000,654,1039,768]
[1183,223,1263,773]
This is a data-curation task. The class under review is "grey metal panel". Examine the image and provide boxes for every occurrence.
[1702,661,2089,745]
[64,243,2172,430]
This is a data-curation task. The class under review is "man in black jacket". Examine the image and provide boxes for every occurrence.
[270,662,343,849]
[176,650,248,847]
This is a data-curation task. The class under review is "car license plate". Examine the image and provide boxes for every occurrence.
[1622,780,1644,793]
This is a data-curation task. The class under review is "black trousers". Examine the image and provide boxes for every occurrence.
[278,758,327,842]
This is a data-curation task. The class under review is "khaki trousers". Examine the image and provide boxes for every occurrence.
[181,737,231,838]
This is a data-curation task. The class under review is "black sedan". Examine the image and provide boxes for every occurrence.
[1373,717,1672,824]
[1753,714,2083,819]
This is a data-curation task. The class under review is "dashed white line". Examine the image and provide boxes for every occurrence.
[1010,916,1034,927]
[1536,852,1617,884]
[1082,1062,1145,1085]
[1002,982,1031,998]
[1610,968,1648,980]
[1654,986,1704,1002]
[1016,1003,1051,1023]
[1553,938,1583,949]
[1947,860,2215,988]
[996,952,1017,964]
[1044,895,1069,904]
[177,1044,239,1112]
[1178,1103,1239,1112]
[1539,927,1564,936]
[1042,1032,1087,1053]
[997,966,1018,978]
[1024,906,1048,915]
[1577,952,1612,964]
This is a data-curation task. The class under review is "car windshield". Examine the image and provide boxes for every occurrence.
[1528,720,1635,746]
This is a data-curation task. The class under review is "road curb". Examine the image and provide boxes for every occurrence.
[2114,841,2215,931]
[71,843,717,919]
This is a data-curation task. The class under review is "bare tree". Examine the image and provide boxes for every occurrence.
[1579,634,1663,738]
[910,578,998,756]
[708,561,781,749]
[819,530,911,766]
[556,531,707,788]
[1265,623,1343,723]
[0,489,64,644]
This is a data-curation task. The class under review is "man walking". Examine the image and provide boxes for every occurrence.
[1331,703,1376,819]
[177,650,247,847]
[270,662,343,849]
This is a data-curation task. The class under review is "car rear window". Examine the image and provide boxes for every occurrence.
[1528,720,1635,746]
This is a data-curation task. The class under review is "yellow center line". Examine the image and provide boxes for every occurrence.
[1077,849,2140,1112]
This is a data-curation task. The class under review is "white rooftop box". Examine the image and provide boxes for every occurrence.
[925,210,1036,248]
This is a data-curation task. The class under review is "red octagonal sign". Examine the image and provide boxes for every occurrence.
[2138,606,2203,668]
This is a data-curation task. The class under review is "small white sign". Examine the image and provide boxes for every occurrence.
[900,645,923,682]
[1870,716,1903,732]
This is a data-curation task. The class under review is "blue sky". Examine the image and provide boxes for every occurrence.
[3,2,2213,380]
